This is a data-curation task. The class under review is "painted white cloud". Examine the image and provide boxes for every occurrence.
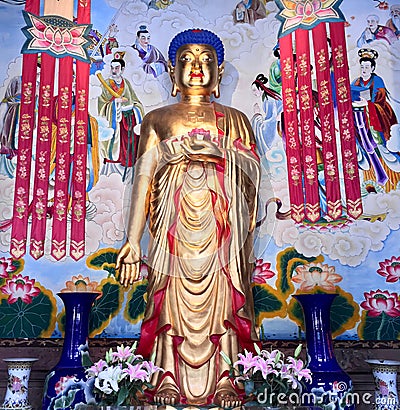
[294,232,325,258]
[387,124,400,153]
[327,233,372,267]
[349,219,390,252]
[90,174,126,244]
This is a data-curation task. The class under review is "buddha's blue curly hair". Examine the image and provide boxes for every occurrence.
[168,28,225,66]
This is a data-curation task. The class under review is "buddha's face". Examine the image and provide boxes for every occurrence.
[172,43,222,96]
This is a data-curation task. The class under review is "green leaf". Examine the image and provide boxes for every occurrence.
[330,293,358,335]
[358,311,400,340]
[117,385,129,406]
[125,280,148,324]
[86,248,119,277]
[54,388,78,408]
[0,292,56,338]
[89,281,122,336]
[81,350,93,367]
[252,284,285,321]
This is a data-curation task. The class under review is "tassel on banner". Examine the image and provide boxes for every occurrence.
[279,33,305,223]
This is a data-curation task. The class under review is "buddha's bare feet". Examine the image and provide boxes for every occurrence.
[153,388,180,406]
[213,389,242,409]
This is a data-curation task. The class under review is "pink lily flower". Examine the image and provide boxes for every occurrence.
[123,363,149,382]
[234,350,258,374]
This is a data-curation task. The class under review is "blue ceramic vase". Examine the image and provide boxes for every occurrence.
[294,293,355,410]
[42,292,99,410]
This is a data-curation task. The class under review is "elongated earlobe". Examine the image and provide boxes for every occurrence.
[213,84,220,99]
[171,82,178,97]
[168,60,178,97]
[213,63,225,99]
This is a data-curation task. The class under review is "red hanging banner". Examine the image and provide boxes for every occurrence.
[70,0,91,261]
[50,57,74,260]
[279,33,305,223]
[10,0,40,259]
[312,23,342,220]
[329,22,363,219]
[10,0,92,260]
[295,29,320,223]
[29,53,56,259]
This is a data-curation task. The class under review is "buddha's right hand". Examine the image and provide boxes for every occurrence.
[115,241,141,287]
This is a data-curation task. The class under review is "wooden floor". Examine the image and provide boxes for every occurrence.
[0,339,398,410]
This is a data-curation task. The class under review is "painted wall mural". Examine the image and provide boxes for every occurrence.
[0,0,399,341]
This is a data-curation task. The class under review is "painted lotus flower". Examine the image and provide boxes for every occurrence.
[23,12,90,61]
[60,274,99,293]
[0,257,16,279]
[377,257,400,283]
[292,263,342,292]
[0,274,40,304]
[361,290,400,317]
[253,259,275,284]
[276,0,344,35]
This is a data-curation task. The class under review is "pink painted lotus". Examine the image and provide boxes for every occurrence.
[252,259,275,284]
[361,289,400,317]
[377,256,400,283]
[0,274,40,304]
[0,257,16,279]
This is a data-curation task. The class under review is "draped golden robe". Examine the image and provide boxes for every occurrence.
[135,103,260,404]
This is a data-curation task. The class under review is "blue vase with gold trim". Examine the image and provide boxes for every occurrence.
[294,293,355,410]
[42,292,99,409]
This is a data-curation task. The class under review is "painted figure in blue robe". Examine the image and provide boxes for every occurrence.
[132,25,168,78]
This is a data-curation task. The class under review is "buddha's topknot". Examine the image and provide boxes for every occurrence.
[168,28,225,66]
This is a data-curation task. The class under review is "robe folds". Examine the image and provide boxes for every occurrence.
[135,103,260,404]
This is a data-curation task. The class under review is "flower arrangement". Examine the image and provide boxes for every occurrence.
[221,344,312,407]
[86,342,163,406]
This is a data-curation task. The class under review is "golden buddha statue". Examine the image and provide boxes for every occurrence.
[116,28,260,407]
